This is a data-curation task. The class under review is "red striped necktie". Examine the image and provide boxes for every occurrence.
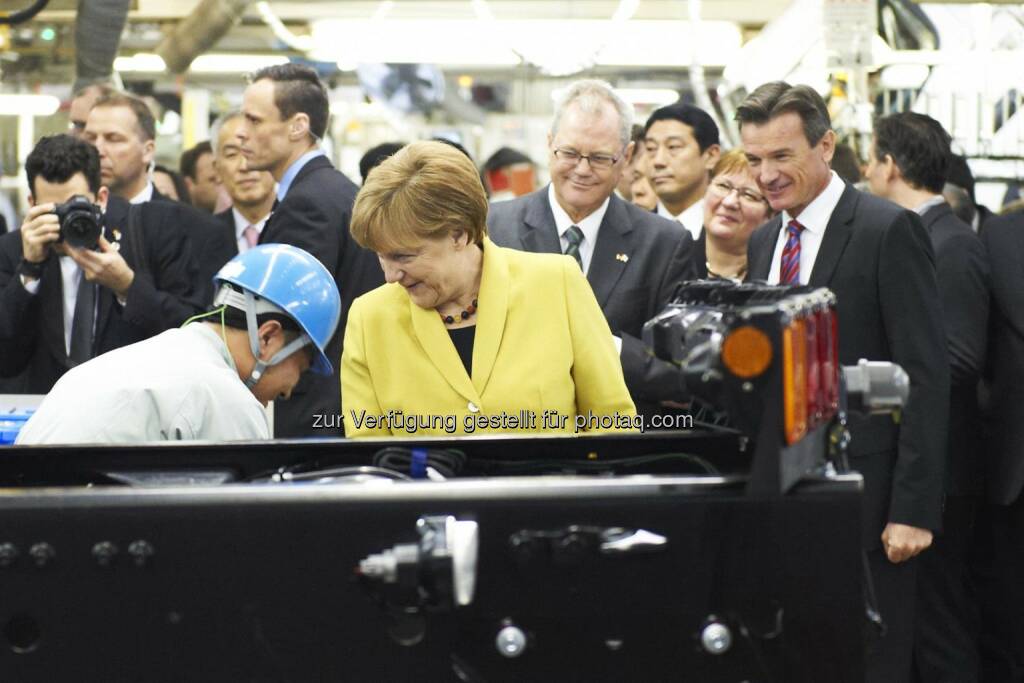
[780,219,805,285]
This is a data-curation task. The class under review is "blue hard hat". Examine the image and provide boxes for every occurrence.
[214,243,341,376]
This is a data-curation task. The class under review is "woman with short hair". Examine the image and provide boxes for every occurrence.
[342,140,636,438]
[699,148,775,282]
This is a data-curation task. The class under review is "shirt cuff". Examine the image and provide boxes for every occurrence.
[20,274,40,294]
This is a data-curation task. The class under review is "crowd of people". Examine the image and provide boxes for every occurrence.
[0,65,1022,682]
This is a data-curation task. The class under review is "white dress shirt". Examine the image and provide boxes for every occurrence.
[547,184,609,275]
[767,171,846,285]
[656,199,704,242]
[232,208,270,254]
[21,256,87,356]
[129,181,155,205]
[914,195,946,216]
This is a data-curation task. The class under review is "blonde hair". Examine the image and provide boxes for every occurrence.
[710,148,774,217]
[351,140,488,252]
[711,148,754,179]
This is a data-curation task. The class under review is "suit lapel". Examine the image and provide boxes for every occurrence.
[410,292,481,405]
[94,201,131,339]
[38,258,68,365]
[521,188,563,254]
[471,237,508,396]
[808,185,856,287]
[261,156,328,239]
[588,195,633,307]
[749,216,782,280]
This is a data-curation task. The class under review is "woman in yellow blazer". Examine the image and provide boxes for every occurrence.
[342,140,637,438]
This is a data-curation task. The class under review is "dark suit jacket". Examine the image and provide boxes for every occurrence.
[196,208,241,303]
[748,186,950,543]
[920,202,989,496]
[0,195,202,394]
[980,212,1024,504]
[131,187,234,307]
[487,188,698,413]
[692,229,708,279]
[259,154,385,437]
[212,208,237,249]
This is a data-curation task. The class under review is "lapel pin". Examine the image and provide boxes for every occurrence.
[112,228,121,241]
[615,253,629,263]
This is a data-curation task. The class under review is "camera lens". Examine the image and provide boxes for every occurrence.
[61,210,101,249]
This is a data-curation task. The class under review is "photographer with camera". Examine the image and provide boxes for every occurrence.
[0,134,203,394]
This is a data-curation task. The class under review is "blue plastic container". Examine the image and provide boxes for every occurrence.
[0,411,35,445]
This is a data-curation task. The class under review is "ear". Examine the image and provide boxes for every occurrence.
[819,129,837,165]
[703,143,722,170]
[257,319,286,358]
[882,154,901,184]
[290,113,311,141]
[141,138,156,168]
[622,140,635,166]
[450,229,468,249]
[97,186,109,213]
[212,158,224,184]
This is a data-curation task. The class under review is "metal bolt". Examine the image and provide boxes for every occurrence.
[92,541,119,567]
[605,638,624,652]
[28,542,55,568]
[496,625,527,658]
[700,621,732,655]
[0,543,18,568]
[127,540,155,566]
[741,381,754,392]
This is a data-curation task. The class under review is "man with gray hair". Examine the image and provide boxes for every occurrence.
[488,79,698,418]
[210,110,277,257]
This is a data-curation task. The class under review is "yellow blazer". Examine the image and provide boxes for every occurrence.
[341,237,637,437]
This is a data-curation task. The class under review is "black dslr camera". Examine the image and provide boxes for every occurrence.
[53,195,103,250]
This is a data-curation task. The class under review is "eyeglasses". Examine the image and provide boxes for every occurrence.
[553,147,623,170]
[709,179,767,207]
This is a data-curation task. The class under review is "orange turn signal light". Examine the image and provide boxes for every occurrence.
[783,319,809,444]
[721,325,773,378]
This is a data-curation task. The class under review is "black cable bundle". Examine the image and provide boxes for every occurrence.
[372,447,467,479]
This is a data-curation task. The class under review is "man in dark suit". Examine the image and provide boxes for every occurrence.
[77,90,229,308]
[0,135,201,394]
[488,79,697,417]
[179,141,221,213]
[865,111,990,682]
[83,92,159,205]
[738,82,950,682]
[643,103,720,240]
[238,64,384,437]
[975,211,1024,682]
[209,110,277,261]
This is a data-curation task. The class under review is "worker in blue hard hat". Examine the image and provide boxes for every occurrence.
[16,243,341,444]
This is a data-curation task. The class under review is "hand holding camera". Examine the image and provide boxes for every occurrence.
[70,235,135,297]
[19,203,61,265]
[20,195,104,264]
[19,195,133,296]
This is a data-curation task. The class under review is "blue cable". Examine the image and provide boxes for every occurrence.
[410,448,428,479]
